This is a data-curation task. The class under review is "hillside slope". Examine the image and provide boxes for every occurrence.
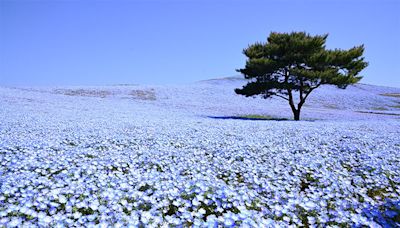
[2,76,398,120]
[1,77,399,227]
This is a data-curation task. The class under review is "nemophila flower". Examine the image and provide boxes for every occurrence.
[192,198,200,207]
[224,217,235,226]
[58,194,67,204]
[73,212,82,219]
[1,88,399,226]
[7,218,21,227]
[43,216,53,224]
[304,201,317,210]
[98,221,109,228]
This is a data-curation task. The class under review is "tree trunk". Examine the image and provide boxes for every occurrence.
[293,109,300,121]
[289,105,300,121]
[287,87,302,121]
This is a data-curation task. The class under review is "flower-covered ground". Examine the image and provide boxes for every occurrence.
[1,78,399,227]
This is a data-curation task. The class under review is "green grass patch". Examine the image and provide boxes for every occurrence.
[240,114,273,119]
[367,188,388,199]
[323,104,340,110]
[356,111,400,116]
[239,115,288,121]
[381,93,400,98]
[372,107,389,111]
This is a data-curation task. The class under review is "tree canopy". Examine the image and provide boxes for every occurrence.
[235,31,368,120]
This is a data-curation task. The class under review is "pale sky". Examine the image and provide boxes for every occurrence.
[1,0,399,87]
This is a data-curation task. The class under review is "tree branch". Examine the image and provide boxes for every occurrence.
[273,94,289,101]
[285,69,297,113]
[303,83,321,101]
[299,78,304,101]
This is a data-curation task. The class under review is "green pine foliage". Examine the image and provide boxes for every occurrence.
[235,32,368,120]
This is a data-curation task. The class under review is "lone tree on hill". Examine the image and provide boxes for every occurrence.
[235,32,368,120]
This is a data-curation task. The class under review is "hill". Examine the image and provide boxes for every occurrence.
[0,77,399,227]
[1,76,399,121]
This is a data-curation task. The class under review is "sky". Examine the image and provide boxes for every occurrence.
[0,0,399,87]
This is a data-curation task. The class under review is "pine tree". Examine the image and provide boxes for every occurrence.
[235,32,368,120]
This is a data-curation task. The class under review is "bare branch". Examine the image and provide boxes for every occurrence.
[273,94,289,101]
[299,78,304,101]
[303,83,321,101]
